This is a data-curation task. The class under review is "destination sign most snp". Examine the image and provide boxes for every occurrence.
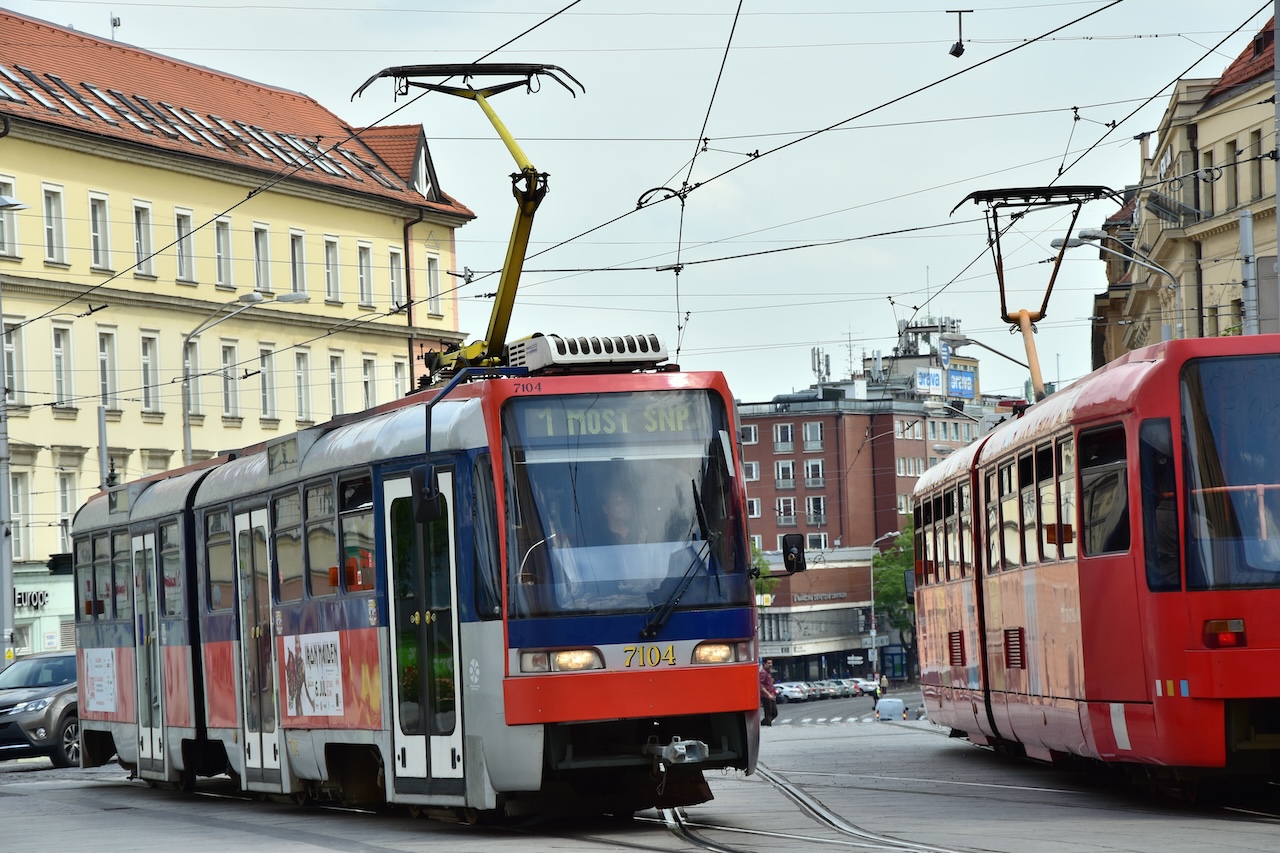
[529,403,693,437]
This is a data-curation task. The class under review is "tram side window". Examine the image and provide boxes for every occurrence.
[1140,419,1180,591]
[305,483,338,597]
[959,483,972,577]
[1058,439,1077,560]
[206,509,234,611]
[1079,425,1130,555]
[985,471,1000,573]
[340,477,375,592]
[1036,444,1058,562]
[473,455,501,620]
[273,491,304,603]
[1019,454,1037,565]
[921,496,936,583]
[999,464,1020,569]
[113,532,132,622]
[73,538,92,622]
[944,490,958,581]
[160,521,184,616]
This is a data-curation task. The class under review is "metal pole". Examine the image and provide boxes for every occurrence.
[0,293,12,668]
[1242,208,1258,335]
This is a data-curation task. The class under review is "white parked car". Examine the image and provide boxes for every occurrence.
[774,682,808,703]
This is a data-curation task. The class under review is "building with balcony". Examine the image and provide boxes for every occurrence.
[0,10,474,654]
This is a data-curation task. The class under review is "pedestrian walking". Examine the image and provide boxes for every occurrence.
[759,659,778,726]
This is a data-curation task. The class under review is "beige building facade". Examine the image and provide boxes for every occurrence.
[0,10,473,653]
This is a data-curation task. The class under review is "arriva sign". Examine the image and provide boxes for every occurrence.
[915,367,943,395]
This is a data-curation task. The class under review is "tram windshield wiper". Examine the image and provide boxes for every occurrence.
[641,480,718,639]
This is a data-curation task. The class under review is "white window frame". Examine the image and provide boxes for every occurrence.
[774,460,795,487]
[214,218,232,286]
[89,193,111,269]
[776,497,796,524]
[58,472,76,553]
[740,424,758,444]
[802,421,824,449]
[0,176,18,257]
[747,498,761,518]
[9,472,27,561]
[4,320,23,407]
[329,352,344,416]
[221,343,239,416]
[750,534,762,551]
[804,458,824,486]
[184,339,200,417]
[362,356,376,410]
[324,236,340,301]
[52,325,72,406]
[259,347,276,418]
[289,229,306,294]
[133,201,154,275]
[743,460,759,481]
[42,183,67,264]
[806,533,828,550]
[175,208,195,281]
[140,333,160,412]
[426,252,441,315]
[388,247,404,306]
[393,359,408,399]
[253,223,271,292]
[294,350,311,422]
[357,242,373,305]
[98,328,118,408]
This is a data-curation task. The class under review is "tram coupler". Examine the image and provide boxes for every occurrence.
[643,735,709,768]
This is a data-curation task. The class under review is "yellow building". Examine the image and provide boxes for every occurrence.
[0,10,473,653]
[1091,22,1277,359]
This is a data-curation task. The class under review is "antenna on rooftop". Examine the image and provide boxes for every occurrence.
[110,14,121,40]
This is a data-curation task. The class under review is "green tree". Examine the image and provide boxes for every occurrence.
[871,525,914,633]
[751,541,779,597]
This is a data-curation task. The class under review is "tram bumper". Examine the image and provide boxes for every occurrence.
[643,736,709,768]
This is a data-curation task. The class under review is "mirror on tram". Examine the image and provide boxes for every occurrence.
[410,464,444,522]
[782,533,806,573]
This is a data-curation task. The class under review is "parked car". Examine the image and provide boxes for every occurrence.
[808,681,837,700]
[774,682,808,703]
[851,677,879,695]
[0,650,79,767]
[817,679,847,698]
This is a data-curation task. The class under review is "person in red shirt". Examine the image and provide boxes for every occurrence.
[759,659,778,726]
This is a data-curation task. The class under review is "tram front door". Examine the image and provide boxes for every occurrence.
[132,531,163,776]
[235,508,281,786]
[384,473,464,798]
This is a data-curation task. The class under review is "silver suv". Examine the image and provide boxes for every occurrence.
[0,650,79,767]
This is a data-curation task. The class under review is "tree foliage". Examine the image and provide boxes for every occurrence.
[870,524,914,632]
[752,541,779,596]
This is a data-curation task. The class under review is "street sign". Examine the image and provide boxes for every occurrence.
[847,655,864,664]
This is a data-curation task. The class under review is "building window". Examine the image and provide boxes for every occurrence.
[426,253,441,314]
[133,202,154,275]
[253,223,271,291]
[89,194,111,269]
[0,177,18,256]
[1250,129,1264,200]
[1225,139,1239,210]
[42,184,66,263]
[175,209,194,281]
[215,218,232,286]
[259,347,276,417]
[52,326,72,406]
[140,334,159,412]
[393,359,408,399]
[324,237,340,301]
[740,424,758,444]
[98,330,118,408]
[775,460,795,489]
[776,497,796,527]
[743,461,759,481]
[802,421,824,450]
[897,493,910,514]
[389,248,404,306]
[747,498,761,518]
[329,353,343,416]
[806,495,826,526]
[3,321,21,407]
[357,243,373,304]
[362,357,376,409]
[294,351,311,421]
[221,344,239,416]
[804,458,824,487]
[773,423,794,452]
[9,472,27,561]
[184,340,199,416]
[806,533,828,550]
[1201,150,1215,217]
[58,473,76,553]
[289,230,306,294]
[750,534,762,551]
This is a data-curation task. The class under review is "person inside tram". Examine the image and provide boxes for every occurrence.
[600,483,643,545]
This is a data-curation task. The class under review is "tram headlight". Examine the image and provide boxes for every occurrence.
[520,648,604,672]
[691,641,751,664]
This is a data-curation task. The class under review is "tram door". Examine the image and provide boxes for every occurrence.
[384,474,464,793]
[132,531,163,773]
[235,508,281,782]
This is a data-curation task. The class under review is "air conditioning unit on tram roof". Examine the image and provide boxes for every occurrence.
[506,332,669,374]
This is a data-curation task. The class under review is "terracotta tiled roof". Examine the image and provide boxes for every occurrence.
[0,9,473,220]
[1207,17,1274,101]
[1104,193,1136,227]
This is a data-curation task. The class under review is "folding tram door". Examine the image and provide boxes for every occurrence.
[383,473,465,799]
[234,507,282,785]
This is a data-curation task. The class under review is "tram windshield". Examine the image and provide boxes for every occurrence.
[1183,354,1280,589]
[502,390,751,618]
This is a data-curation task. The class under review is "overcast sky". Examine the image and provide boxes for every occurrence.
[6,0,1273,402]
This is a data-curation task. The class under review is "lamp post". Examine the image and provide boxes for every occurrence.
[181,292,309,465]
[0,196,26,668]
[938,331,1030,370]
[868,529,901,672]
[1054,231,1182,340]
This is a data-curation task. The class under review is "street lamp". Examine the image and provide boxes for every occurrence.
[939,331,1029,370]
[1053,231,1182,340]
[0,195,24,667]
[868,529,901,672]
[181,291,309,465]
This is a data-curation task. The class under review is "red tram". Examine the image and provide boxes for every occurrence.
[913,334,1280,787]
[73,337,766,816]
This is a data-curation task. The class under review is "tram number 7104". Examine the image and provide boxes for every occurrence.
[623,645,676,667]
